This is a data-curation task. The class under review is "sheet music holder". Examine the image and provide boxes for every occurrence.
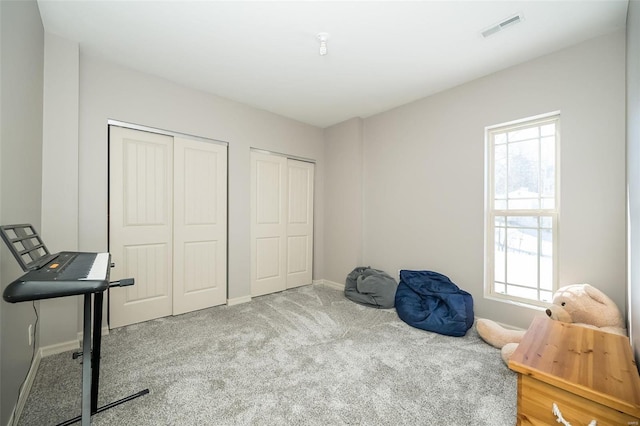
[1,224,148,426]
[0,223,57,271]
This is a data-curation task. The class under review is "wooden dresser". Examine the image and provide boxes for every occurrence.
[509,316,640,426]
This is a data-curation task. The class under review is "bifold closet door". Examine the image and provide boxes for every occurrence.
[250,152,314,297]
[109,126,174,328]
[110,127,228,328]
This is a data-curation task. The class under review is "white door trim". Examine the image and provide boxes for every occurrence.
[109,119,228,147]
[249,147,315,164]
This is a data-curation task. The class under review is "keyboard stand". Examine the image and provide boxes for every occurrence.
[0,225,148,424]
[57,283,148,426]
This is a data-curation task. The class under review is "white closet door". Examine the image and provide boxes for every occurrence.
[109,126,174,328]
[251,151,287,296]
[173,137,227,315]
[286,159,314,288]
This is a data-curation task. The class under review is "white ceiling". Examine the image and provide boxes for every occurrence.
[37,0,629,128]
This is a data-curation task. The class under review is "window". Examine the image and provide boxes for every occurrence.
[485,113,559,306]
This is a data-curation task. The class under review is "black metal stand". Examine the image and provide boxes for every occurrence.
[56,287,148,426]
[0,226,146,426]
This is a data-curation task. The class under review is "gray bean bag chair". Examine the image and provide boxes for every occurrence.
[345,266,398,309]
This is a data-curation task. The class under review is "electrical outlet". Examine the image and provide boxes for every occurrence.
[28,324,33,346]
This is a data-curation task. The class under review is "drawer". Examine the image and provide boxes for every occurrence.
[517,375,640,426]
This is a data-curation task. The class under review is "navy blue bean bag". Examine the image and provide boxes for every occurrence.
[395,270,474,337]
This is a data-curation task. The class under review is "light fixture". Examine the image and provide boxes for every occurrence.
[316,32,329,56]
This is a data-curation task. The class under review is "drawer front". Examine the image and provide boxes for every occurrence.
[517,375,640,426]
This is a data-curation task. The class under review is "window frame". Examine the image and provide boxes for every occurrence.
[484,112,561,308]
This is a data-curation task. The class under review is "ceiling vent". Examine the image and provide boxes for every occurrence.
[481,13,523,38]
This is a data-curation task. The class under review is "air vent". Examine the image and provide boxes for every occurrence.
[481,13,523,38]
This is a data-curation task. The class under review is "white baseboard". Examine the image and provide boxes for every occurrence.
[316,279,344,291]
[227,295,251,306]
[7,348,41,426]
[42,326,111,359]
[74,326,110,349]
[40,339,80,358]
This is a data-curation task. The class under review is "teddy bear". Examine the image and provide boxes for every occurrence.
[476,283,627,364]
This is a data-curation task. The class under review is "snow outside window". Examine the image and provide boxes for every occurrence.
[485,113,560,306]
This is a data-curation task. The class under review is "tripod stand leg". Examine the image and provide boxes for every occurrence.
[55,389,150,426]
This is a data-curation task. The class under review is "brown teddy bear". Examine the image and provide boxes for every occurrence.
[476,283,627,364]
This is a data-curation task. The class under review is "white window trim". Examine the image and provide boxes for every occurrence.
[484,112,561,308]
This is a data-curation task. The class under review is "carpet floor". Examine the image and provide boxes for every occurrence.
[18,284,516,425]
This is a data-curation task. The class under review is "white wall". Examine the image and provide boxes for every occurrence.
[40,32,80,348]
[361,31,626,330]
[323,118,364,284]
[0,1,44,424]
[76,55,325,305]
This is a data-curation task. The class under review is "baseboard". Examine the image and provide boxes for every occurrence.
[44,326,111,359]
[40,339,80,357]
[7,348,41,426]
[227,295,251,306]
[316,279,344,291]
[74,326,110,350]
[474,317,526,331]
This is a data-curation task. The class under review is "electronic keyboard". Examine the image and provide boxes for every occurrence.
[3,251,111,303]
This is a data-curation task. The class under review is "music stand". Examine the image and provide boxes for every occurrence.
[0,224,57,271]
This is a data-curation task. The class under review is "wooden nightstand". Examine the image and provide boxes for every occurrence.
[509,316,640,426]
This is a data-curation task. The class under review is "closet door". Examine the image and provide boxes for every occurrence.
[286,159,314,288]
[251,151,287,296]
[109,126,174,328]
[173,137,227,315]
[110,126,228,328]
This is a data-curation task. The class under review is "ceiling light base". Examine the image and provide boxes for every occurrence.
[316,32,329,56]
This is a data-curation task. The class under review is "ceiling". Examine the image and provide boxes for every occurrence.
[37,0,629,128]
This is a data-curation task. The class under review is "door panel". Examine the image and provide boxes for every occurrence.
[121,243,171,302]
[173,137,227,314]
[251,152,287,296]
[286,160,314,288]
[109,126,173,328]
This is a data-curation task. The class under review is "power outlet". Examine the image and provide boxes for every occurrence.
[28,324,33,346]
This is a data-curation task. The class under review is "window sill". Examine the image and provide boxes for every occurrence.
[483,293,549,312]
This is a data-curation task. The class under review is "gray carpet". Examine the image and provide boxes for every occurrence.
[19,284,516,425]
